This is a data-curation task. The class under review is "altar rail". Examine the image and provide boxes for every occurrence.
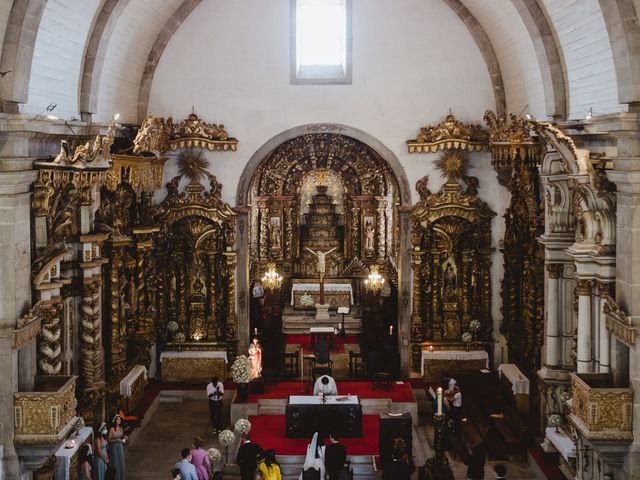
[570,373,633,441]
[14,375,78,445]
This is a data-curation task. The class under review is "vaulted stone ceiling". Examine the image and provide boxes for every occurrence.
[0,0,638,123]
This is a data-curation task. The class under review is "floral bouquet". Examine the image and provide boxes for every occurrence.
[300,293,315,308]
[469,319,481,332]
[218,429,236,447]
[461,332,472,343]
[207,447,222,464]
[174,332,186,343]
[548,413,562,432]
[231,355,251,383]
[234,418,252,435]
[167,321,179,333]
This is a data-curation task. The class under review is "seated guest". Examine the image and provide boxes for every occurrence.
[445,384,462,420]
[381,446,412,480]
[175,448,198,480]
[325,432,347,480]
[465,442,486,480]
[236,433,264,480]
[258,449,282,480]
[313,375,338,396]
[494,463,507,479]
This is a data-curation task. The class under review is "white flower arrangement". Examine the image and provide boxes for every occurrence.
[548,414,562,428]
[167,321,179,333]
[461,332,473,343]
[218,429,236,447]
[174,332,186,343]
[560,390,571,402]
[234,418,252,435]
[300,293,315,308]
[231,355,252,383]
[469,320,481,332]
[207,447,222,464]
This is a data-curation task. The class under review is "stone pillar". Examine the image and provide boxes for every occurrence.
[545,264,562,368]
[0,169,38,480]
[575,279,593,373]
[596,284,611,373]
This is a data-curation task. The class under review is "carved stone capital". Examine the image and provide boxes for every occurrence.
[575,279,593,296]
[546,263,563,279]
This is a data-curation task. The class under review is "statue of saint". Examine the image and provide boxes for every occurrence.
[248,338,263,379]
[270,221,281,249]
[364,220,375,251]
[443,262,457,301]
[304,246,337,281]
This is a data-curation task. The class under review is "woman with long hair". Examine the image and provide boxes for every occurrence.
[108,414,127,480]
[299,432,325,480]
[93,422,109,480]
[79,444,93,480]
[190,436,211,480]
[258,449,282,480]
[465,442,486,480]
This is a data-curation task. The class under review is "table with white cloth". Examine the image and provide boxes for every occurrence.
[286,395,362,438]
[421,349,489,381]
[54,427,93,480]
[498,363,530,412]
[291,283,354,310]
[120,364,148,412]
[310,326,336,351]
[160,351,228,383]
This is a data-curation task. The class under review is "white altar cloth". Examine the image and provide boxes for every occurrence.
[498,363,530,395]
[421,350,489,376]
[291,283,354,305]
[310,327,336,334]
[289,395,359,405]
[54,427,93,480]
[160,351,228,363]
[546,427,576,460]
[120,365,147,398]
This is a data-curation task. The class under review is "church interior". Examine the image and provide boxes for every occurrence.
[1,0,640,479]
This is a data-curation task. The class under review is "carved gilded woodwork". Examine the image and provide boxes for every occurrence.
[36,304,64,375]
[602,294,636,347]
[105,154,167,194]
[79,282,105,409]
[484,111,541,169]
[411,159,495,362]
[160,357,227,383]
[407,114,489,153]
[570,373,633,442]
[133,113,238,154]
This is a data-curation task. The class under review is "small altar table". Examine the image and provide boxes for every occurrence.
[498,363,530,412]
[291,283,354,310]
[421,349,489,381]
[54,427,93,480]
[120,365,148,412]
[286,395,362,438]
[160,351,228,383]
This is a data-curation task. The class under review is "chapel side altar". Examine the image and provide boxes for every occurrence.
[285,395,363,438]
[291,278,354,310]
[160,345,228,383]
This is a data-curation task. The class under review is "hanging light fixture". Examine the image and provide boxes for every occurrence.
[261,263,283,291]
[365,265,385,293]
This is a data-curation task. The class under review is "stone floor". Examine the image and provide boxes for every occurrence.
[126,389,540,479]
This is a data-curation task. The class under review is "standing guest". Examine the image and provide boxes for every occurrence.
[206,376,224,433]
[445,384,463,421]
[190,436,211,480]
[236,433,264,480]
[325,432,347,480]
[258,449,282,480]
[93,423,109,480]
[108,414,127,480]
[175,448,198,480]
[465,442,486,480]
[494,463,507,479]
[79,444,93,480]
[381,446,412,480]
[171,468,182,480]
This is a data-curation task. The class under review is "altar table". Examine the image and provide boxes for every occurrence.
[291,283,354,310]
[498,363,530,412]
[160,351,228,383]
[545,427,576,461]
[120,364,148,412]
[421,349,489,381]
[54,427,93,480]
[286,395,362,438]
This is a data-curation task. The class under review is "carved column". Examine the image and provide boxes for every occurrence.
[259,204,268,260]
[575,279,593,373]
[545,263,563,368]
[37,304,63,375]
[432,256,442,340]
[224,251,238,361]
[79,282,104,420]
[377,200,387,259]
[595,282,611,374]
[411,249,423,372]
[108,240,128,383]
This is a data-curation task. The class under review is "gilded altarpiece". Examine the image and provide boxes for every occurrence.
[410,164,495,372]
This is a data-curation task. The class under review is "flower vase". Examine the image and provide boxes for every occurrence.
[236,383,249,402]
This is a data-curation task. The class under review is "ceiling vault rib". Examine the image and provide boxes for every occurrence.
[441,0,506,117]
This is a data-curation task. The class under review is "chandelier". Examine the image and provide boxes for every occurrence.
[365,266,385,292]
[261,263,283,291]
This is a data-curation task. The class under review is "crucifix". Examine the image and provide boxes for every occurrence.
[304,246,337,304]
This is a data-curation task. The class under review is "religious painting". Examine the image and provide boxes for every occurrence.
[362,216,375,256]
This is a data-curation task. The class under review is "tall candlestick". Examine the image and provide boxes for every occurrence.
[437,387,443,416]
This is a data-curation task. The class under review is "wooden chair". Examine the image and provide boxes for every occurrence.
[348,350,366,378]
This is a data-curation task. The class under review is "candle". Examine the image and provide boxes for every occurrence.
[254,328,258,335]
[429,345,434,352]
[389,325,393,335]
[437,387,443,415]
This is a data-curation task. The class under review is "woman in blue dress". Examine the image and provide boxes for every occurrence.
[93,422,109,480]
[108,414,127,480]
[79,444,93,480]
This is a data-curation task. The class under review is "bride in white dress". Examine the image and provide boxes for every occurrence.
[299,432,325,480]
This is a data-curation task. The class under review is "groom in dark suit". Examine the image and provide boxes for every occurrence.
[325,432,347,480]
[235,433,263,480]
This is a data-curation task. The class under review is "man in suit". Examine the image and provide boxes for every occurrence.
[235,433,263,480]
[325,432,347,480]
[175,448,197,480]
[381,446,413,480]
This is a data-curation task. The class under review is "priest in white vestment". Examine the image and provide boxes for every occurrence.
[313,375,338,396]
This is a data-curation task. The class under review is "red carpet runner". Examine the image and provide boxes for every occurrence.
[247,415,379,455]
